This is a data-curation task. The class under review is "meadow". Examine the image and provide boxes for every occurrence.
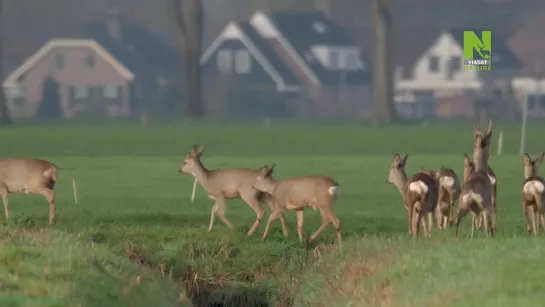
[1,121,545,307]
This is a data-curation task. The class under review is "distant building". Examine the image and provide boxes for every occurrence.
[3,38,134,120]
[201,10,371,118]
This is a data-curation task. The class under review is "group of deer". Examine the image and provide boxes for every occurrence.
[178,145,343,245]
[388,120,545,238]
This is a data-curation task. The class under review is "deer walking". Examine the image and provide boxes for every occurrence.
[522,152,545,236]
[253,167,342,245]
[462,156,497,231]
[0,158,58,224]
[471,122,498,231]
[456,121,495,238]
[178,145,288,236]
[420,167,461,230]
[387,154,438,237]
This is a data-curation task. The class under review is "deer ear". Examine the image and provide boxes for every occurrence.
[392,154,401,166]
[524,153,531,166]
[265,163,276,176]
[536,152,545,166]
[474,124,481,138]
[195,145,205,156]
[463,153,471,166]
[401,154,409,166]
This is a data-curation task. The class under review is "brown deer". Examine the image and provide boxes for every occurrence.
[472,122,498,231]
[253,167,342,245]
[522,152,545,236]
[178,145,288,236]
[462,155,497,231]
[420,167,461,230]
[456,122,495,238]
[387,154,438,237]
[0,158,58,224]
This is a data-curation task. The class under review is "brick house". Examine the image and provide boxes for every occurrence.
[3,38,134,120]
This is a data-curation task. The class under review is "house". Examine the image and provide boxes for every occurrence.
[200,10,371,118]
[395,28,523,119]
[2,38,134,120]
[508,13,545,117]
[80,9,183,115]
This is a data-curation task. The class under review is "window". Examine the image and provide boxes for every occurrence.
[329,49,341,69]
[103,85,118,99]
[428,55,439,72]
[450,56,462,72]
[74,85,88,99]
[55,54,64,70]
[85,53,95,68]
[234,49,251,74]
[216,49,232,73]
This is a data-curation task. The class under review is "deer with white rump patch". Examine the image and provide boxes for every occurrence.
[387,154,438,237]
[462,154,497,231]
[521,152,545,236]
[179,145,288,236]
[420,167,460,230]
[253,167,342,245]
[0,158,58,224]
[455,121,495,238]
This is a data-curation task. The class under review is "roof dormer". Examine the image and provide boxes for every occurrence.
[311,45,365,71]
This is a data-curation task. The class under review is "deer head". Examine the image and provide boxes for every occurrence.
[524,152,545,179]
[473,120,493,171]
[387,154,409,185]
[179,144,205,174]
[254,164,277,194]
[463,153,475,181]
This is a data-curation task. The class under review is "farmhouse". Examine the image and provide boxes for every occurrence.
[201,10,371,118]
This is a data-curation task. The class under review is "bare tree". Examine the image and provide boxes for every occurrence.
[372,0,397,125]
[0,0,11,125]
[170,0,205,118]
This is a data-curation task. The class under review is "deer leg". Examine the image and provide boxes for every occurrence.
[262,210,280,241]
[449,193,455,227]
[482,211,489,238]
[40,188,55,225]
[426,211,433,236]
[264,199,288,237]
[532,208,538,237]
[413,208,422,238]
[215,197,234,230]
[435,207,442,230]
[242,195,264,236]
[406,206,413,236]
[455,203,469,238]
[0,183,8,220]
[208,203,219,232]
[523,204,532,235]
[296,209,304,242]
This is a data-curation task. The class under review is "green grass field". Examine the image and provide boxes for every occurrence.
[1,122,545,307]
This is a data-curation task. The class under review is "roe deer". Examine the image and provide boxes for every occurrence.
[0,158,58,224]
[420,167,461,230]
[472,121,497,231]
[387,154,438,237]
[462,155,497,231]
[179,145,288,236]
[456,122,495,238]
[253,167,342,245]
[522,152,545,236]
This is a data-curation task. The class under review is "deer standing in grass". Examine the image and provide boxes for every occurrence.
[253,166,342,245]
[178,145,288,236]
[521,152,545,236]
[387,154,438,237]
[470,122,498,231]
[0,159,58,224]
[462,155,497,231]
[455,121,495,238]
[420,167,461,230]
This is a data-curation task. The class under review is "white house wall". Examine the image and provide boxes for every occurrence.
[398,33,481,91]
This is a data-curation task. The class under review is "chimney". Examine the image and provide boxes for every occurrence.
[106,8,123,42]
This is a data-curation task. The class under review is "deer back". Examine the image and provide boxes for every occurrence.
[404,172,438,209]
[0,159,57,193]
[206,168,271,198]
[273,175,339,210]
[460,170,492,203]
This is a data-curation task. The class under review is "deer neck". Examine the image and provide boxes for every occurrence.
[192,159,210,188]
[473,150,489,173]
[393,171,408,196]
